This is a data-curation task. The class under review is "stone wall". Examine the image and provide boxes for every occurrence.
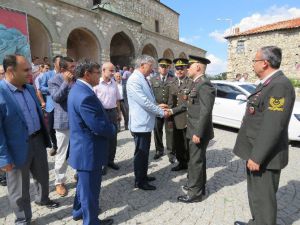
[227,28,300,81]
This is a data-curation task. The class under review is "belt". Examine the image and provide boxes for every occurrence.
[29,129,42,139]
[105,108,117,112]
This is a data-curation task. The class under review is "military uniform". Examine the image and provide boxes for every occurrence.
[150,58,175,160]
[168,58,193,171]
[233,70,295,225]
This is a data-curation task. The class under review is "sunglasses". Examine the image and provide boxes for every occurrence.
[159,65,169,68]
[175,66,187,71]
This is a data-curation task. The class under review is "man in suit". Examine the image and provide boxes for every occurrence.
[39,55,62,156]
[127,55,169,191]
[0,54,59,225]
[68,59,115,225]
[48,56,75,197]
[115,72,129,131]
[233,46,295,225]
[167,58,193,171]
[177,55,215,203]
[150,58,175,163]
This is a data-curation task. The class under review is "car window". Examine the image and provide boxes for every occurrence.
[215,84,244,100]
[239,84,256,94]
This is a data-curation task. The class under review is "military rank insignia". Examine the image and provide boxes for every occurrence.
[268,97,285,111]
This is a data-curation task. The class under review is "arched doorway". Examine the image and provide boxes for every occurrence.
[179,52,187,59]
[142,44,158,60]
[163,48,175,60]
[67,28,100,62]
[110,32,135,67]
[28,16,51,60]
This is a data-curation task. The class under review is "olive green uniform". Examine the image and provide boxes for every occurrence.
[233,71,295,225]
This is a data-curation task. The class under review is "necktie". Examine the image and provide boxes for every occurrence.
[162,76,165,84]
[178,80,182,87]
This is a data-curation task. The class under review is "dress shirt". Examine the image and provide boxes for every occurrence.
[116,81,124,100]
[5,80,41,135]
[94,78,121,109]
[260,70,280,84]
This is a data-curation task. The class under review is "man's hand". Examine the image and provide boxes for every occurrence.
[63,71,74,83]
[247,159,260,172]
[1,164,14,172]
[163,110,170,118]
[192,135,200,144]
[159,104,169,110]
[41,102,46,110]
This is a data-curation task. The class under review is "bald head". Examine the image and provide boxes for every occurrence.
[101,62,115,81]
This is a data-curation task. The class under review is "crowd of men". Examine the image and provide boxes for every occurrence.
[0,45,296,225]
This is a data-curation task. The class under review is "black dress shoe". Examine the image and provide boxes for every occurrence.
[153,152,163,160]
[234,221,247,225]
[108,162,120,170]
[100,218,114,225]
[177,194,202,203]
[171,163,187,171]
[136,182,156,191]
[0,176,7,186]
[35,200,60,209]
[147,176,156,182]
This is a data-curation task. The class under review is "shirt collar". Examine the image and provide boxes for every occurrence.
[100,77,112,84]
[193,74,204,82]
[77,79,93,91]
[260,69,279,84]
[4,79,24,92]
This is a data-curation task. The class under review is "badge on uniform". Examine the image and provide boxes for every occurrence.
[248,106,255,114]
[268,97,285,112]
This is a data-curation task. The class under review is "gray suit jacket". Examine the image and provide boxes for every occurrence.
[233,71,295,169]
[48,73,73,130]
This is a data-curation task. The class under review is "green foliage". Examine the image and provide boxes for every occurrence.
[289,78,300,88]
[208,72,228,80]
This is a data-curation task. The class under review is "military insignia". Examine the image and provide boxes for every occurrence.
[268,97,285,112]
[248,106,255,114]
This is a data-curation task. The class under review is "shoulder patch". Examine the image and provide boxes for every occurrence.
[268,97,285,112]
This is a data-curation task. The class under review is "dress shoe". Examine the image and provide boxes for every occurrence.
[35,200,59,209]
[100,218,114,225]
[56,184,68,197]
[153,152,163,160]
[108,162,120,170]
[171,163,187,171]
[147,176,156,182]
[49,148,57,156]
[168,155,176,164]
[177,194,202,203]
[234,221,247,225]
[73,215,82,221]
[136,182,156,191]
[102,166,107,175]
[0,176,7,186]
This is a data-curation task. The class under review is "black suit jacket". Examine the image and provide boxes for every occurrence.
[233,71,295,169]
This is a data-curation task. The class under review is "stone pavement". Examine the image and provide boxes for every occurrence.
[0,126,300,225]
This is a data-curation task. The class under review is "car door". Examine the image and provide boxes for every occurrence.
[213,83,247,128]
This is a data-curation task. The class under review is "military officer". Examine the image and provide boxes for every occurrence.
[150,58,176,163]
[233,46,295,225]
[177,55,215,203]
[167,58,193,171]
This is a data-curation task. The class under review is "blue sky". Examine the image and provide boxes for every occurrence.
[161,0,300,74]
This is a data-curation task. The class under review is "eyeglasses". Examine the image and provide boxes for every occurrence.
[175,66,187,71]
[252,59,265,63]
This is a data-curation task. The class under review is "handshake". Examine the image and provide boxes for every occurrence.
[158,104,173,118]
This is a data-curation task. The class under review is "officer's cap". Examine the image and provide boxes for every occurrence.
[158,58,172,66]
[173,58,189,67]
[188,55,211,65]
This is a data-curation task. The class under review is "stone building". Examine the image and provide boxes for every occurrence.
[225,17,300,80]
[0,0,205,67]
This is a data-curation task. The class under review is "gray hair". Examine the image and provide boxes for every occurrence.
[260,46,282,69]
[75,59,100,79]
[135,55,156,69]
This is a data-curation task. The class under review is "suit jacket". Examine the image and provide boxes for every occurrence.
[126,70,164,132]
[48,73,72,130]
[186,75,215,141]
[0,80,51,168]
[168,76,193,129]
[150,74,175,104]
[67,80,116,171]
[233,71,295,169]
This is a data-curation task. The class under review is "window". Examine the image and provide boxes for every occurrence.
[155,20,160,33]
[239,84,256,94]
[236,40,245,54]
[215,84,244,100]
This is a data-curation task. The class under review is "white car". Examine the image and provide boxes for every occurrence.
[211,80,300,142]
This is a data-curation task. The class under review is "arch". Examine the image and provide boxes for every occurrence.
[142,44,158,60]
[110,31,135,67]
[28,16,52,60]
[179,52,187,59]
[163,48,175,60]
[67,28,101,62]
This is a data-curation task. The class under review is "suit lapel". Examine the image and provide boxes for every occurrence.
[0,81,26,125]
